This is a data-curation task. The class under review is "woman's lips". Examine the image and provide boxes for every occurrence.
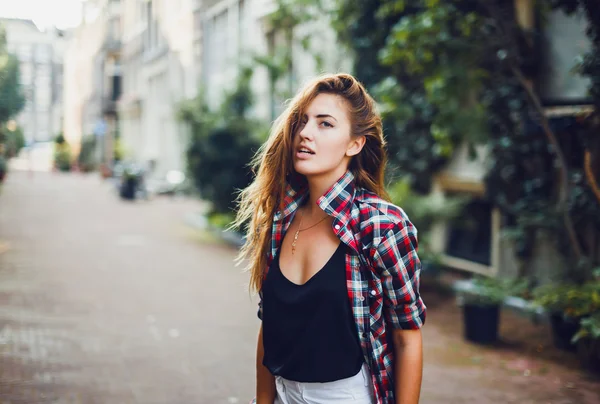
[295,150,314,159]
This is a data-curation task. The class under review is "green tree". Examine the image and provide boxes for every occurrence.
[0,25,25,125]
[330,0,488,190]
[178,67,264,215]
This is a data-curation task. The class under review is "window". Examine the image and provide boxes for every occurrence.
[537,8,592,105]
[35,44,52,63]
[109,17,122,40]
[446,199,493,266]
[20,63,32,85]
[145,0,153,49]
[268,29,294,119]
[19,45,31,61]
[111,75,122,101]
[202,9,230,107]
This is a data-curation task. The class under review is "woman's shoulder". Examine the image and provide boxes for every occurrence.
[353,188,413,233]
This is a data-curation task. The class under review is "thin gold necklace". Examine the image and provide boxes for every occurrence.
[291,210,329,254]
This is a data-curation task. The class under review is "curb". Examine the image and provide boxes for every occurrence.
[184,212,246,248]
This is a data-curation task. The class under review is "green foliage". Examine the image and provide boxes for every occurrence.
[330,0,491,189]
[0,154,6,181]
[53,139,72,172]
[253,0,328,118]
[533,281,600,318]
[461,275,529,307]
[54,133,66,145]
[1,124,24,157]
[572,313,600,344]
[54,149,72,171]
[378,2,489,146]
[480,2,600,274]
[0,26,25,124]
[77,135,97,172]
[331,0,600,281]
[113,137,124,162]
[178,67,262,214]
[207,211,237,230]
[267,0,322,30]
[388,178,470,263]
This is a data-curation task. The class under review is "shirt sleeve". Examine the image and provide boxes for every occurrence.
[372,219,426,330]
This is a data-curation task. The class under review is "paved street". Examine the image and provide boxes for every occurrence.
[0,171,258,403]
[1,170,600,404]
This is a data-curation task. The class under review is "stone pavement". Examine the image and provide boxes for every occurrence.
[0,171,258,404]
[1,170,599,404]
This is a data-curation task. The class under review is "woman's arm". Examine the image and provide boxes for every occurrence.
[255,325,276,404]
[371,219,426,402]
[393,329,423,404]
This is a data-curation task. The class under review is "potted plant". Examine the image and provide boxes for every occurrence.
[533,281,600,351]
[458,276,528,344]
[572,313,600,374]
[119,162,144,201]
[0,155,7,182]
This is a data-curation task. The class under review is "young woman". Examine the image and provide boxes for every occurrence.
[235,73,426,404]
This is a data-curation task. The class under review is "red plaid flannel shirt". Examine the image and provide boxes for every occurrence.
[257,170,426,404]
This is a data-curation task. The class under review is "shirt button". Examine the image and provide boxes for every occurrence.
[370,290,377,296]
[334,224,341,230]
[362,332,367,338]
[359,296,365,302]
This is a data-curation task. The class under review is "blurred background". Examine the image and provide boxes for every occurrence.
[0,0,600,403]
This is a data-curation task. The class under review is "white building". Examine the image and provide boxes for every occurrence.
[194,0,351,121]
[63,0,123,164]
[115,0,350,181]
[1,18,69,143]
[118,0,196,178]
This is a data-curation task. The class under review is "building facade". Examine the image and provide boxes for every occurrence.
[118,0,196,180]
[63,0,123,163]
[194,0,351,121]
[2,18,68,143]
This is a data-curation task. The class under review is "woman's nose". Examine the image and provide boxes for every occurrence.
[299,121,314,140]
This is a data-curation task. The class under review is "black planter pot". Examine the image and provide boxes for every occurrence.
[549,313,579,352]
[576,338,600,375]
[120,177,137,200]
[463,303,500,344]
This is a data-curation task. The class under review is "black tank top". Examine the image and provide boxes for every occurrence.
[262,242,364,383]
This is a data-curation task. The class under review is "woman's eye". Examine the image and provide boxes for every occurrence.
[320,121,333,128]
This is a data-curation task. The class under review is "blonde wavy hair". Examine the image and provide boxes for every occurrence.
[234,73,388,292]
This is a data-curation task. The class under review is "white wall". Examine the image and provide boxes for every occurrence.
[199,0,353,122]
[119,0,195,176]
[3,19,67,143]
[63,11,104,148]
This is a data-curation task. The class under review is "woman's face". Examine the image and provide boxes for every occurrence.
[292,93,365,181]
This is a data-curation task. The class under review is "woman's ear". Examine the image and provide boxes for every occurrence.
[346,135,366,157]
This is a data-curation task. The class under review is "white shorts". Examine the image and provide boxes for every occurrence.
[274,364,375,404]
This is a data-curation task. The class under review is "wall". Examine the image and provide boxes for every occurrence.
[2,19,67,143]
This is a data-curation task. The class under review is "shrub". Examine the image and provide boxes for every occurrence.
[77,135,97,172]
[179,67,262,215]
[3,126,25,158]
[533,281,600,318]
[54,132,66,145]
[54,143,72,172]
[0,155,7,182]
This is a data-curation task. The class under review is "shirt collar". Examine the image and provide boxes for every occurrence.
[274,170,356,222]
